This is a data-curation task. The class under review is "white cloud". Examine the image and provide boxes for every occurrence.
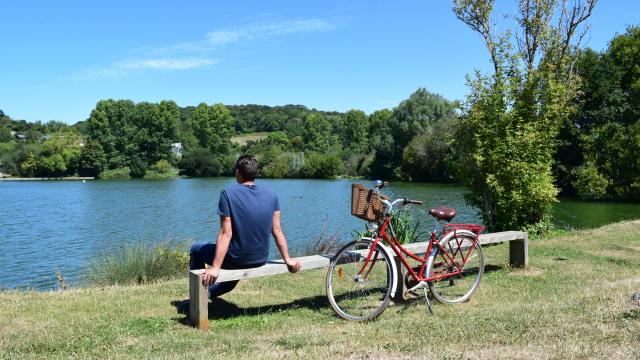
[74,17,339,80]
[206,18,336,45]
[75,57,217,79]
[117,57,216,70]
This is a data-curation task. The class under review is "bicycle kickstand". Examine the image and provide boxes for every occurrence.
[422,287,434,315]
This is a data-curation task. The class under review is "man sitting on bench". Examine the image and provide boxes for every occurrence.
[189,155,301,299]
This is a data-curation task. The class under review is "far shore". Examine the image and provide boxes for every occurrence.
[0,176,94,181]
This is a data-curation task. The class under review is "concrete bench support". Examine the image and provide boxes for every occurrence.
[189,230,528,329]
[509,233,528,267]
[189,270,209,331]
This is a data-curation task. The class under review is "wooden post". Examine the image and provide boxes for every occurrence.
[189,270,208,331]
[509,232,528,267]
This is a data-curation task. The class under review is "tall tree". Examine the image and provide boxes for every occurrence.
[342,109,369,154]
[190,103,234,155]
[558,26,640,200]
[452,0,596,231]
[78,141,107,177]
[303,113,332,152]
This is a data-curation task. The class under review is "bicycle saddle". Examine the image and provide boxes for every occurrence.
[429,207,456,222]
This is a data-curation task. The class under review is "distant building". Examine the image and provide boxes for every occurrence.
[15,134,26,141]
[171,143,183,158]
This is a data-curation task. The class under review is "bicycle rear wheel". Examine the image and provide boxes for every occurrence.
[427,232,484,304]
[326,239,394,321]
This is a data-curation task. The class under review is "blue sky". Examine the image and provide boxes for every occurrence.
[1,1,639,124]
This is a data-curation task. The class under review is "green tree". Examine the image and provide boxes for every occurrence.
[0,125,11,142]
[303,113,332,152]
[264,131,291,148]
[300,152,342,178]
[38,154,67,177]
[391,88,457,156]
[78,141,107,177]
[138,100,179,163]
[402,117,457,182]
[342,109,369,154]
[368,109,396,178]
[452,0,596,231]
[556,26,640,200]
[368,89,458,179]
[20,152,38,177]
[190,103,234,154]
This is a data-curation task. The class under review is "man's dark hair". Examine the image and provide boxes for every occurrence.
[235,155,258,181]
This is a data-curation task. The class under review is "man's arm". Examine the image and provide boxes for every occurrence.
[272,211,301,273]
[202,216,232,287]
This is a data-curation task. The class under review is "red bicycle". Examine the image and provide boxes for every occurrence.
[326,180,485,321]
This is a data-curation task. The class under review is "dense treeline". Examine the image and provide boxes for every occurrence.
[0,25,638,208]
[555,26,640,201]
[0,111,85,177]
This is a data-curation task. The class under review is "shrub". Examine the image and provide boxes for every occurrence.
[151,159,172,174]
[87,241,189,286]
[572,164,609,200]
[300,152,342,178]
[261,152,304,178]
[389,208,423,244]
[179,147,223,177]
[129,157,148,178]
[143,160,178,179]
[100,167,131,179]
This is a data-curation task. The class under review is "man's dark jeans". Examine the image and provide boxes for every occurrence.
[189,242,265,299]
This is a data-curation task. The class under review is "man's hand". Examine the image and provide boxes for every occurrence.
[285,258,301,273]
[202,266,220,287]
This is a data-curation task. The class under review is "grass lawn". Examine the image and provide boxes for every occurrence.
[230,132,270,146]
[1,220,640,359]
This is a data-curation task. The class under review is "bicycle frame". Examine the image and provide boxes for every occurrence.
[362,213,481,284]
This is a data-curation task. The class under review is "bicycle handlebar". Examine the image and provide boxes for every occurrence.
[404,199,423,205]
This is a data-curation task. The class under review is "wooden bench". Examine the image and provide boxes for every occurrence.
[189,230,528,330]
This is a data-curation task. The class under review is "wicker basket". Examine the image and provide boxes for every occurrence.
[351,183,388,222]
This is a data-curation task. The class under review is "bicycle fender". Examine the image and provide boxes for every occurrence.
[438,229,478,247]
[361,237,399,298]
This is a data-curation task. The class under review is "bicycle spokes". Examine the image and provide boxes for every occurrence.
[428,236,484,304]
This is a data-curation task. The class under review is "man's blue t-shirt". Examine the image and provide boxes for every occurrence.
[217,183,280,267]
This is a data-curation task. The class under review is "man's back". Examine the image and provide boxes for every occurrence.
[217,183,280,266]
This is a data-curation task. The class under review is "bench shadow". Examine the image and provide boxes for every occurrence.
[170,294,329,325]
[484,264,503,273]
[170,264,505,326]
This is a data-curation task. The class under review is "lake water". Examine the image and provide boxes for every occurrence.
[2,178,640,290]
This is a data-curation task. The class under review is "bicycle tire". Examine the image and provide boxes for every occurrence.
[427,231,484,304]
[326,239,394,321]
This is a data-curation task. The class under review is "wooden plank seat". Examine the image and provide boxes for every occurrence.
[189,230,528,330]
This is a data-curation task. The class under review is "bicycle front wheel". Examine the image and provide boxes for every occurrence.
[326,239,394,321]
[427,233,484,304]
